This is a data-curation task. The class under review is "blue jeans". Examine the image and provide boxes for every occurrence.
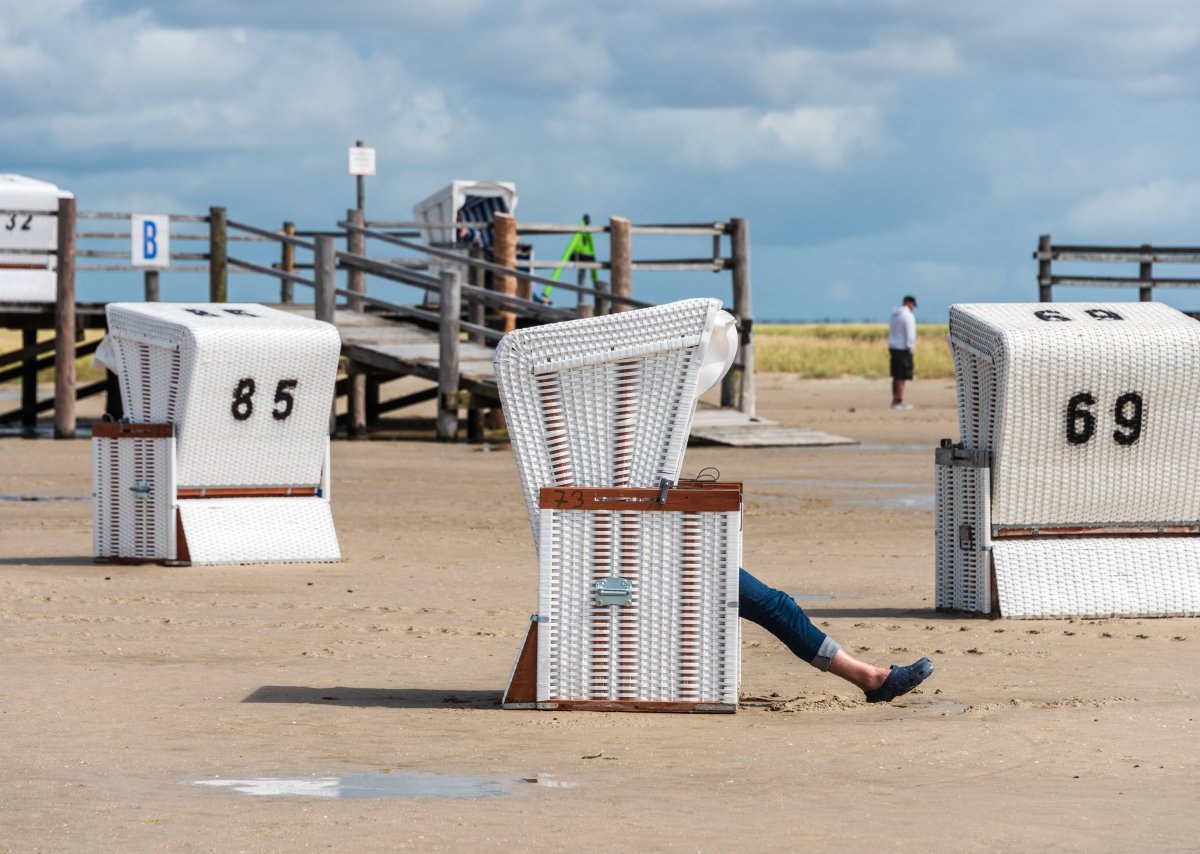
[739,568,840,671]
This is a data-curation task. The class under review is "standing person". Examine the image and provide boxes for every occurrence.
[888,295,918,409]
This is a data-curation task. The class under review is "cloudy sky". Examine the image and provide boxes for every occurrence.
[4,0,1200,320]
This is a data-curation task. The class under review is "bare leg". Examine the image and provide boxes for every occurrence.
[827,649,891,692]
[891,378,906,404]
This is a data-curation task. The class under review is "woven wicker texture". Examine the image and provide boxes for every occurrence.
[993,538,1200,618]
[103,303,340,490]
[93,433,175,560]
[538,508,741,704]
[494,298,723,540]
[948,302,1200,527]
[177,497,340,565]
[934,460,992,613]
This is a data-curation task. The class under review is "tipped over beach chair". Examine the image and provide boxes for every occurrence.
[495,298,744,711]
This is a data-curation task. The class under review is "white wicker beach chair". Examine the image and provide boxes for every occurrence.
[938,302,1200,617]
[93,303,341,565]
[495,299,742,710]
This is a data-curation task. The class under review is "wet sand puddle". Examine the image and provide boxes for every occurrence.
[188,771,574,799]
[0,494,90,502]
[749,478,933,511]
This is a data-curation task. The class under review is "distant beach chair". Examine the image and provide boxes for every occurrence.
[494,298,744,711]
[938,301,1200,618]
[93,302,341,565]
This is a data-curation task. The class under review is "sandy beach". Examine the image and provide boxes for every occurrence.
[2,375,1197,852]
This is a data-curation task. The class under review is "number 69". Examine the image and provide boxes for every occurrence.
[1066,391,1143,446]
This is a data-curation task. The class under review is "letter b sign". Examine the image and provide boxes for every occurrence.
[131,214,170,268]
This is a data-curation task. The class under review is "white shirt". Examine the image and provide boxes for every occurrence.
[888,305,916,350]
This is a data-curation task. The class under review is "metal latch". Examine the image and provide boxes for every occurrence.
[130,480,153,500]
[594,577,633,606]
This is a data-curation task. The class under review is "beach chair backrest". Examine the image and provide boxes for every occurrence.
[494,298,729,541]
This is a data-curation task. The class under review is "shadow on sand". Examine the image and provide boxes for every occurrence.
[243,686,502,709]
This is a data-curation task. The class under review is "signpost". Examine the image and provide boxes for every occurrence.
[348,140,375,212]
[131,214,170,268]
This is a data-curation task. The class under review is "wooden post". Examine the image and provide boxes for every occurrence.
[467,248,487,441]
[346,208,365,312]
[314,235,336,322]
[467,247,486,342]
[347,363,367,439]
[515,244,532,302]
[280,221,295,304]
[54,195,77,438]
[437,269,461,441]
[1037,234,1053,302]
[20,329,36,429]
[493,212,517,333]
[314,235,337,436]
[609,216,632,312]
[208,206,227,303]
[355,138,366,213]
[722,217,756,417]
[345,209,367,437]
[143,269,159,301]
[1139,244,1153,302]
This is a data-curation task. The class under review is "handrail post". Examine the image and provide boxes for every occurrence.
[494,212,517,333]
[346,208,365,312]
[609,215,632,312]
[345,209,367,438]
[1139,243,1153,302]
[437,269,462,441]
[314,235,337,436]
[723,217,755,417]
[208,206,227,303]
[280,221,295,304]
[54,195,77,438]
[1037,234,1053,302]
[466,248,487,442]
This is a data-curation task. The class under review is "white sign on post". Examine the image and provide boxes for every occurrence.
[131,214,170,268]
[348,146,377,176]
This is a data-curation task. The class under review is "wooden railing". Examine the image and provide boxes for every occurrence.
[1035,234,1200,303]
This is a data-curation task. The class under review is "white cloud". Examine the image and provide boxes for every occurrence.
[760,106,881,170]
[549,94,881,172]
[1067,180,1200,234]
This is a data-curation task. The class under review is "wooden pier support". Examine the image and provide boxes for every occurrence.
[437,269,462,441]
[345,208,367,438]
[722,217,755,417]
[54,196,76,438]
[313,235,337,436]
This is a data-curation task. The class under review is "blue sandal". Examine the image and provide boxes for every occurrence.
[864,657,934,703]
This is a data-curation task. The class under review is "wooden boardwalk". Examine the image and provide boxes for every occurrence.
[320,307,499,403]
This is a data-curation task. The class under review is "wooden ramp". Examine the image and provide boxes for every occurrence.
[321,307,499,403]
[690,405,856,447]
